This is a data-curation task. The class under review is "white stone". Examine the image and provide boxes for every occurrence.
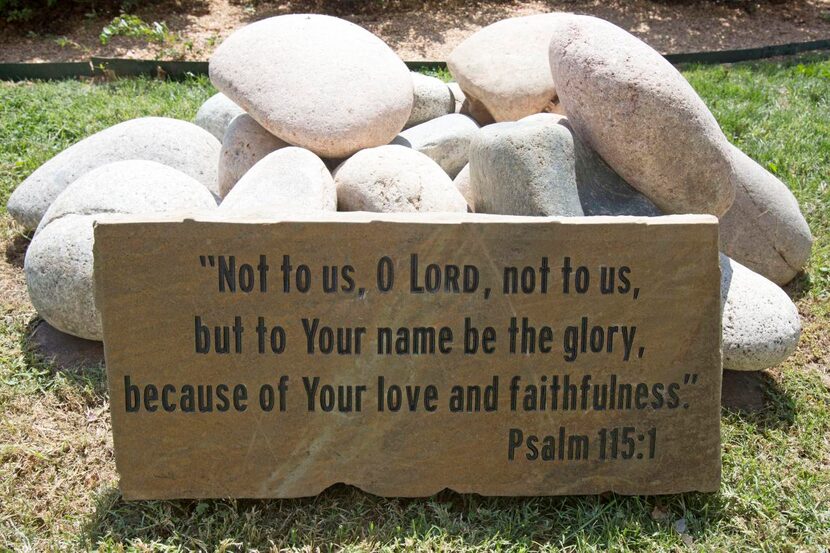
[405,73,454,129]
[334,145,467,213]
[448,14,561,122]
[37,160,217,234]
[194,92,245,141]
[392,114,478,178]
[720,145,813,285]
[210,14,413,158]
[8,117,221,230]
[453,163,473,210]
[447,82,465,113]
[721,255,801,371]
[549,15,735,216]
[218,114,288,198]
[219,147,336,214]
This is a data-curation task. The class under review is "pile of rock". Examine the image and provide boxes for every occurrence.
[8,13,811,373]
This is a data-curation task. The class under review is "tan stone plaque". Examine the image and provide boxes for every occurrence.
[94,212,722,499]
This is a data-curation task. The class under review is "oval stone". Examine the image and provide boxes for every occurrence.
[219,147,336,214]
[720,255,801,371]
[405,73,455,129]
[548,15,736,216]
[334,145,467,213]
[720,145,813,285]
[194,92,245,141]
[218,114,289,198]
[8,117,221,230]
[392,114,479,179]
[210,14,413,158]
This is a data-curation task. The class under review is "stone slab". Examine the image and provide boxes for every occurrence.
[94,212,722,499]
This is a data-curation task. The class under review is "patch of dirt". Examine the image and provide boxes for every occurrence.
[0,0,829,62]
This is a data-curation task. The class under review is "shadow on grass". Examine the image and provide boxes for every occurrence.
[721,369,796,430]
[4,229,29,269]
[79,483,730,549]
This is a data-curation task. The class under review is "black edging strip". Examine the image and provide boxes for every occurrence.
[0,39,828,81]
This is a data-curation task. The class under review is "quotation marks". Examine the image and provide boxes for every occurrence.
[200,255,217,268]
[682,373,699,409]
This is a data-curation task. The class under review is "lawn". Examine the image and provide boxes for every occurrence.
[0,56,828,551]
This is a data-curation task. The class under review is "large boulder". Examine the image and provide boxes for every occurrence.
[720,255,801,371]
[8,117,221,230]
[210,14,413,158]
[219,147,336,214]
[548,15,735,216]
[36,160,217,234]
[470,115,582,216]
[218,113,288,198]
[392,114,479,178]
[405,73,455,129]
[720,145,813,285]
[194,92,245,141]
[448,14,561,122]
[334,145,467,213]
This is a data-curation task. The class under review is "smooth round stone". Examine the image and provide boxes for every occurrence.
[37,160,217,234]
[219,147,336,214]
[210,14,414,158]
[8,117,221,230]
[334,145,467,213]
[470,115,583,217]
[194,92,245,141]
[720,145,813,285]
[721,255,801,371]
[549,15,735,216]
[453,163,474,210]
[26,215,108,340]
[448,14,562,122]
[218,114,288,198]
[392,114,479,178]
[405,73,454,129]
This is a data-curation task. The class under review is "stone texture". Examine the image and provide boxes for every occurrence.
[405,72,455,129]
[448,14,561,122]
[194,92,245,141]
[720,145,813,285]
[447,82,465,112]
[37,160,217,234]
[26,215,105,340]
[469,115,584,216]
[548,15,735,216]
[720,254,801,371]
[8,117,221,230]
[459,95,495,126]
[334,145,467,213]
[219,147,336,214]
[210,14,413,158]
[392,114,478,178]
[453,163,474,210]
[219,114,289,198]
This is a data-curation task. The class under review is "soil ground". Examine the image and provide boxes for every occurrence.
[0,0,829,62]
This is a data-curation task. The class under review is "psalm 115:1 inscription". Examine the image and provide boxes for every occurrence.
[94,212,722,499]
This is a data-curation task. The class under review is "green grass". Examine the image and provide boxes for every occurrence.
[1,57,829,551]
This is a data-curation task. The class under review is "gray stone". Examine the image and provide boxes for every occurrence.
[448,14,561,122]
[469,115,583,216]
[194,92,245,141]
[334,145,467,213]
[8,117,221,230]
[720,145,813,285]
[721,254,801,371]
[453,163,474,210]
[25,215,105,340]
[447,82,465,113]
[549,15,735,216]
[210,14,413,158]
[37,160,217,234]
[218,114,289,198]
[392,114,478,178]
[219,147,336,214]
[405,73,454,129]
[534,115,662,216]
